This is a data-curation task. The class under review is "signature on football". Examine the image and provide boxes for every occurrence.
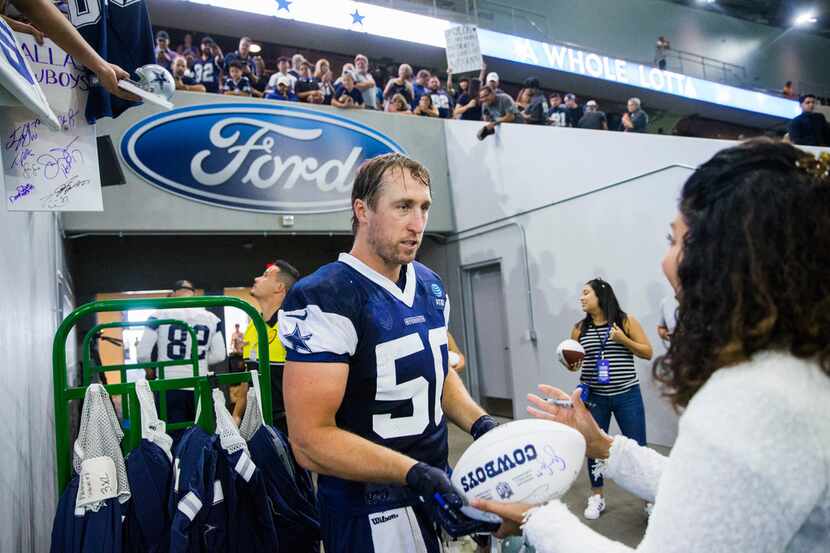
[41,174,89,208]
[535,445,567,477]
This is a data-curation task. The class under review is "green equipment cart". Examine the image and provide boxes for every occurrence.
[52,295,272,494]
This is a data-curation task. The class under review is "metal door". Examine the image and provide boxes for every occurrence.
[468,264,512,403]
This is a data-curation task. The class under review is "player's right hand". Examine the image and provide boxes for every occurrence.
[405,462,501,538]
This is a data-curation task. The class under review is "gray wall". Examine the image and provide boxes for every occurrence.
[0,211,68,552]
[443,121,740,447]
[63,92,454,234]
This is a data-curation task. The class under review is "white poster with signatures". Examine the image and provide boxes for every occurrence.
[3,33,101,211]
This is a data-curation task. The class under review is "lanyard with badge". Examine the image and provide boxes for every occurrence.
[594,324,612,384]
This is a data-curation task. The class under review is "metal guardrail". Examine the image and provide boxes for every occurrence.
[660,48,747,86]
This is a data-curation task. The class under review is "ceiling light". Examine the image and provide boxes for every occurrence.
[249,43,262,54]
[794,11,818,26]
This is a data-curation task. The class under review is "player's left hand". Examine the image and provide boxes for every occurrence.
[469,498,534,538]
[406,462,501,538]
[94,62,141,101]
[470,415,498,440]
[609,323,626,344]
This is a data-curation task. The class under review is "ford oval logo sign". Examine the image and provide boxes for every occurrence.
[120,103,405,214]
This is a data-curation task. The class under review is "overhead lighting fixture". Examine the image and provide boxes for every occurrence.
[794,11,818,26]
[249,43,262,54]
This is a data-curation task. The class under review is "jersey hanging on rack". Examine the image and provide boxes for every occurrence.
[215,443,279,553]
[51,384,130,553]
[137,308,226,379]
[123,439,173,553]
[248,424,320,553]
[51,477,125,553]
[124,379,174,552]
[66,0,155,122]
[238,371,320,552]
[168,426,220,553]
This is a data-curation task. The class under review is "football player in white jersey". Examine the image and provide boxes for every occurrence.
[137,280,226,431]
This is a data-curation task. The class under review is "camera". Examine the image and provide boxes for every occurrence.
[477,125,496,141]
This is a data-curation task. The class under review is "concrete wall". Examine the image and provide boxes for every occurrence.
[0,211,68,552]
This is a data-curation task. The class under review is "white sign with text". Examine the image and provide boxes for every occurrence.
[0,19,60,128]
[3,33,101,212]
[444,25,482,74]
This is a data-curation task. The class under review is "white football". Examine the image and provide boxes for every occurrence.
[557,339,585,372]
[134,64,176,101]
[452,419,585,504]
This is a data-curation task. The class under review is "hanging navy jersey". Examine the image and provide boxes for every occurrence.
[168,427,219,553]
[68,0,155,123]
[123,439,172,553]
[191,58,222,93]
[248,424,320,553]
[215,445,279,553]
[50,476,124,553]
[278,253,451,489]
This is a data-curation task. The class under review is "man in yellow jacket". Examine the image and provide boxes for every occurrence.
[235,259,299,434]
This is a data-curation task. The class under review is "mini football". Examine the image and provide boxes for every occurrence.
[557,339,585,371]
[134,64,176,101]
[451,419,585,504]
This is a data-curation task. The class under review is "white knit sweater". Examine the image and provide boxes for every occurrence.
[523,351,830,553]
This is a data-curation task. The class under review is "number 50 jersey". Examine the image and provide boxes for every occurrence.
[278,253,451,471]
[137,308,227,379]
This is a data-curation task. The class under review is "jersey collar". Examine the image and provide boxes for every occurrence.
[338,252,417,308]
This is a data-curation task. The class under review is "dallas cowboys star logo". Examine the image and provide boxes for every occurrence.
[275,0,292,11]
[151,70,167,86]
[285,324,312,353]
[350,9,365,25]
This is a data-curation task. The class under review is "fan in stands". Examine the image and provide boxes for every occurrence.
[557,339,585,372]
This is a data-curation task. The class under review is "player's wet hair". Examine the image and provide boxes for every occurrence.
[350,153,431,234]
[654,139,830,409]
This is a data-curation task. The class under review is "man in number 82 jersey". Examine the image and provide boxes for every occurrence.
[137,280,226,430]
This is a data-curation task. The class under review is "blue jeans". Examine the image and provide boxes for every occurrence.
[586,384,647,488]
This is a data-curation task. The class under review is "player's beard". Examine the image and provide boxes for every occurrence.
[368,223,420,268]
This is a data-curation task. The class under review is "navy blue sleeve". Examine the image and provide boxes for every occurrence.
[278,269,361,364]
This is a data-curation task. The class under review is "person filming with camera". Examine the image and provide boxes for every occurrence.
[477,85,521,140]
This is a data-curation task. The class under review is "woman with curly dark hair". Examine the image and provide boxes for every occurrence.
[469,140,830,552]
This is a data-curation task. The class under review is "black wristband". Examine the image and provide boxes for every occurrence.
[470,415,498,441]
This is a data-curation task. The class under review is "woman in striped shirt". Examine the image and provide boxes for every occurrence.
[571,278,653,519]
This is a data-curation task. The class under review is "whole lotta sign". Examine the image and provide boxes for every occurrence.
[121,103,406,214]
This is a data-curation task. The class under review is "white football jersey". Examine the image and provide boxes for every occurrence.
[137,308,226,379]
